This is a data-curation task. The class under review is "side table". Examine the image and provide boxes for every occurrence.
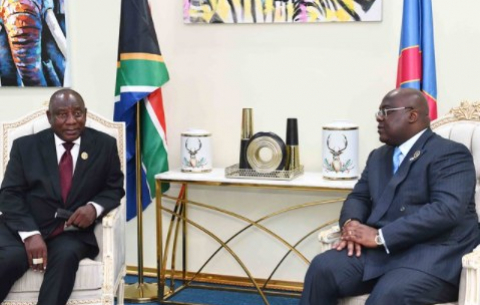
[155,168,356,305]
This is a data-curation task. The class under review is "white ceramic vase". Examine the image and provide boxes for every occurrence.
[322,121,359,180]
[181,129,212,173]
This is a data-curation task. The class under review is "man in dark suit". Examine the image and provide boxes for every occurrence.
[0,89,125,305]
[300,88,480,305]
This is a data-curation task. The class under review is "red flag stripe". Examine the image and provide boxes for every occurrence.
[424,90,437,119]
[148,88,167,141]
[397,46,422,86]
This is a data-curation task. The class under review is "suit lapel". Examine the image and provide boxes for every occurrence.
[40,130,62,201]
[378,146,394,194]
[368,129,434,223]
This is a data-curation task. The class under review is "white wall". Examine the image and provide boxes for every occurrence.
[1,0,480,283]
[152,0,480,174]
[139,0,480,282]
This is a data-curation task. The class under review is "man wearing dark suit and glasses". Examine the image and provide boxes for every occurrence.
[300,88,480,305]
[0,89,125,305]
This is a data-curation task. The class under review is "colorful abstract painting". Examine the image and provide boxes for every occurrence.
[184,0,382,23]
[0,0,67,87]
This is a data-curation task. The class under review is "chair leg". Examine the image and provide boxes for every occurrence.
[117,279,125,305]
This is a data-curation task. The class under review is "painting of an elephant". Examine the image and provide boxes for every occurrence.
[0,0,66,87]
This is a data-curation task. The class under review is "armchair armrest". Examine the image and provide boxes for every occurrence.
[317,223,341,253]
[93,198,126,304]
[458,245,480,305]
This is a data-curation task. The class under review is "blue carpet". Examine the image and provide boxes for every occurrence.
[122,275,300,305]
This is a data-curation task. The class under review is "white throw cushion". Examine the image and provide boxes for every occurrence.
[10,259,103,292]
[339,296,457,305]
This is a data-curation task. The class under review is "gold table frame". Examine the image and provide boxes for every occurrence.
[155,169,355,305]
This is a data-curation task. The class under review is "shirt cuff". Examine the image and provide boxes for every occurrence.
[18,231,41,242]
[378,229,390,254]
[88,202,104,219]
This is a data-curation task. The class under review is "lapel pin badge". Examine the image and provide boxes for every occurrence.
[409,150,421,161]
[81,152,88,160]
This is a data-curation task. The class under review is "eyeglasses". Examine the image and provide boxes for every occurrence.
[54,110,85,122]
[375,107,413,119]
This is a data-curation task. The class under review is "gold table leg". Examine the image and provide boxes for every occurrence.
[156,179,166,300]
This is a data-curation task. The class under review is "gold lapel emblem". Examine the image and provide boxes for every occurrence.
[81,152,88,160]
[409,150,421,161]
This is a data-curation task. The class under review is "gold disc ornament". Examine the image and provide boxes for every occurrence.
[246,132,287,173]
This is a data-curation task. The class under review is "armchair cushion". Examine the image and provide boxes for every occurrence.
[10,259,103,293]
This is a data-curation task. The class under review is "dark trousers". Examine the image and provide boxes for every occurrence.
[300,249,458,305]
[0,224,95,305]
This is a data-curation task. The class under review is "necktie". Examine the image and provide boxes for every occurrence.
[393,147,402,174]
[59,142,74,203]
[49,142,74,239]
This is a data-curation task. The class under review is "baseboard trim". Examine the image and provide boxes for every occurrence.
[126,266,303,292]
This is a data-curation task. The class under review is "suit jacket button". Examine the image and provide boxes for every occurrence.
[400,206,406,212]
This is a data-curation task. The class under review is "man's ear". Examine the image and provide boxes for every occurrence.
[408,110,419,123]
[46,110,53,124]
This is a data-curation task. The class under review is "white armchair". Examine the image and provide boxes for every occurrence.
[318,101,480,305]
[0,109,126,305]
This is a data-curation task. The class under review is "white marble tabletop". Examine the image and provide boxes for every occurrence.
[155,168,357,191]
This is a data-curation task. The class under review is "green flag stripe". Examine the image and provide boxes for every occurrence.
[115,60,169,94]
[141,102,169,195]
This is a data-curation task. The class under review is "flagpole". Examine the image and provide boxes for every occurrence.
[124,101,158,302]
